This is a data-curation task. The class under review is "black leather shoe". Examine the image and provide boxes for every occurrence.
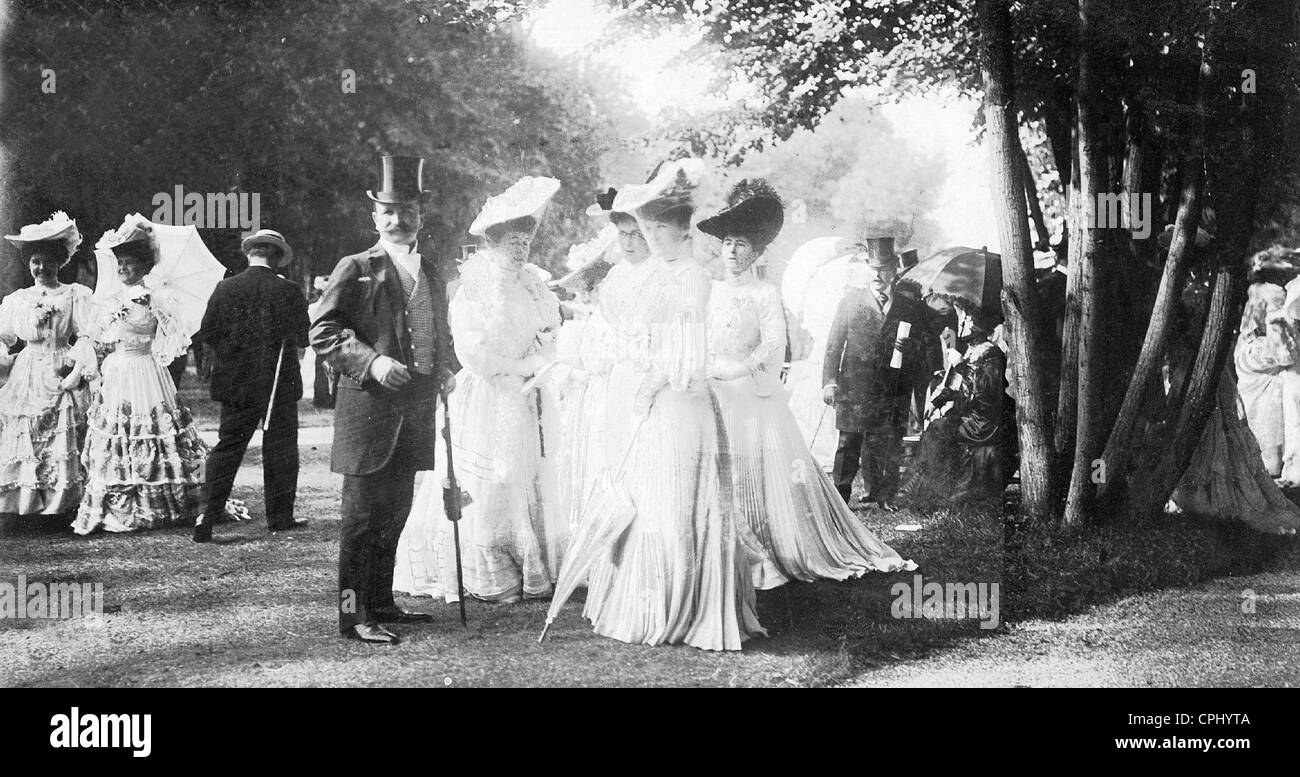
[372,608,434,624]
[269,519,308,532]
[193,529,212,543]
[345,624,400,644]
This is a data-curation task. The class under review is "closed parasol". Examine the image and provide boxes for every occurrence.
[538,416,645,643]
[94,215,227,336]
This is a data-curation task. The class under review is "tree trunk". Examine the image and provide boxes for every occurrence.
[1018,135,1052,251]
[1128,264,1237,516]
[1055,115,1082,474]
[1062,0,1116,527]
[977,0,1054,520]
[0,3,22,301]
[1095,164,1201,503]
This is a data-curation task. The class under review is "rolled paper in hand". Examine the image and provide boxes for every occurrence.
[890,321,911,369]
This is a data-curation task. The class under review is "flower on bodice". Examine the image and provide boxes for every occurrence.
[31,298,57,330]
[113,293,151,324]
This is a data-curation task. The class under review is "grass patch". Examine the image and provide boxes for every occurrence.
[0,438,1009,686]
[1003,503,1300,623]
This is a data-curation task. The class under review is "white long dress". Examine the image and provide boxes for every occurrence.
[394,254,565,602]
[579,255,765,651]
[552,306,615,535]
[0,283,97,515]
[1234,293,1295,477]
[708,270,915,590]
[72,285,209,533]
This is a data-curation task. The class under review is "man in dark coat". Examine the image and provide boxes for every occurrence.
[311,155,457,645]
[194,230,310,542]
[823,237,938,511]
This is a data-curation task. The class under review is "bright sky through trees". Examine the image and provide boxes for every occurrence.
[526,0,1000,253]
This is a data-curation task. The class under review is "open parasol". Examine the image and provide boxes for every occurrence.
[94,216,227,336]
[538,416,644,643]
[901,246,1002,314]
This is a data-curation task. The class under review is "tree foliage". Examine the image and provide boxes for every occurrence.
[1,0,613,293]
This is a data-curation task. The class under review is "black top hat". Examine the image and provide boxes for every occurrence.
[860,236,897,267]
[697,179,785,249]
[367,155,432,204]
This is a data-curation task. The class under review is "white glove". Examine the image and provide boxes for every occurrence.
[369,355,411,389]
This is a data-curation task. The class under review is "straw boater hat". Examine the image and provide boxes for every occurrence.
[697,179,785,250]
[4,211,83,263]
[241,229,294,264]
[611,157,707,218]
[468,176,562,238]
[367,155,432,204]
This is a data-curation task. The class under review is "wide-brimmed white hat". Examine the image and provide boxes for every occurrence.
[611,158,707,218]
[241,229,294,263]
[4,211,83,261]
[95,212,154,253]
[469,176,561,237]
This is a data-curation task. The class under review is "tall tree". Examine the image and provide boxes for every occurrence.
[977,0,1054,519]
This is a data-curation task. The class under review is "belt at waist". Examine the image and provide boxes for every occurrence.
[114,342,152,355]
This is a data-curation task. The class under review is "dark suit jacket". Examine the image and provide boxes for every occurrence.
[199,266,310,407]
[823,285,937,431]
[310,242,456,476]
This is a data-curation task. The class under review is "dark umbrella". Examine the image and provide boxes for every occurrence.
[900,246,1002,313]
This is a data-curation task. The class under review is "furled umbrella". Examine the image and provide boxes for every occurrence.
[901,246,1002,315]
[538,417,644,643]
[93,215,227,336]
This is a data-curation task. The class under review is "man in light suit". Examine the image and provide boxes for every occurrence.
[823,237,937,511]
[311,155,458,644]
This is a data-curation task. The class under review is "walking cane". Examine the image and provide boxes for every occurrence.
[259,340,288,433]
[438,385,469,627]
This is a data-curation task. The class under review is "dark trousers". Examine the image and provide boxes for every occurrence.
[201,399,300,533]
[832,394,910,504]
[338,449,419,633]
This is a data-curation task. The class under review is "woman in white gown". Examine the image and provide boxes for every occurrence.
[395,177,565,602]
[1234,281,1297,479]
[73,216,213,534]
[551,195,653,533]
[0,213,96,517]
[578,159,765,651]
[699,181,914,590]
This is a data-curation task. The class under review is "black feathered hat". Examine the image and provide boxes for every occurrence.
[696,179,784,249]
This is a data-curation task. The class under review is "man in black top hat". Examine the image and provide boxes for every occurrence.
[311,155,457,645]
[194,229,310,542]
[823,236,938,511]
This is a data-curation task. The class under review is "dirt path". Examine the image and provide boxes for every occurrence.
[845,568,1300,687]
